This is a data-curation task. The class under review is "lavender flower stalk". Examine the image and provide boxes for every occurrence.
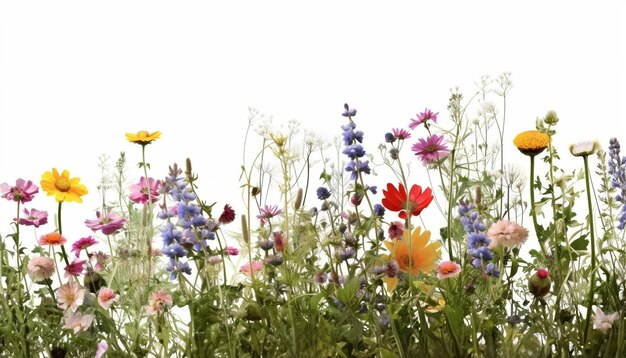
[608,138,626,229]
[458,198,499,277]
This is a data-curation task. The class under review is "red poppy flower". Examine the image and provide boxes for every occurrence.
[381,183,433,219]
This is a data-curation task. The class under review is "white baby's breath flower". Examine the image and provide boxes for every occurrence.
[593,307,620,333]
[569,140,600,157]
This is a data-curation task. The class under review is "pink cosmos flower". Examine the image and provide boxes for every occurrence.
[225,246,239,256]
[0,179,39,203]
[84,210,127,235]
[256,205,283,225]
[145,289,173,316]
[64,259,87,278]
[27,256,55,282]
[98,287,120,309]
[487,220,529,249]
[95,341,108,358]
[392,128,411,140]
[409,108,439,130]
[71,236,98,257]
[128,176,161,204]
[411,134,450,165]
[90,251,110,272]
[388,221,405,240]
[437,260,462,279]
[17,208,48,227]
[57,281,86,313]
[240,260,264,277]
[63,311,95,333]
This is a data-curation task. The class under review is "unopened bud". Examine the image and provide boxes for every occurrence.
[544,110,559,125]
[294,188,303,210]
[241,215,249,243]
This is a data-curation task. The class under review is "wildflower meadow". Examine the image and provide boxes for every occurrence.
[1,74,625,357]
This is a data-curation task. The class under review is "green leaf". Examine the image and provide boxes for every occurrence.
[570,236,589,251]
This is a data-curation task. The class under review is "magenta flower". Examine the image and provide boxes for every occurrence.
[17,208,48,228]
[0,179,39,203]
[257,205,283,223]
[388,221,405,240]
[85,211,127,235]
[392,128,411,140]
[411,134,450,164]
[128,177,161,204]
[71,236,98,257]
[64,259,87,278]
[409,108,439,130]
[225,246,239,256]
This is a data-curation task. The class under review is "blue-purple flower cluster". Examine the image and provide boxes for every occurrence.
[608,138,626,230]
[341,104,370,181]
[158,164,216,280]
[458,198,499,277]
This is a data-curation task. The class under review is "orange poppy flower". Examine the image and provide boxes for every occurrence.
[381,183,433,219]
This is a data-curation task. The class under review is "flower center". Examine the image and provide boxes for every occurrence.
[55,178,71,192]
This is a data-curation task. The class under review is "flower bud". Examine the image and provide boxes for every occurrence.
[544,110,559,125]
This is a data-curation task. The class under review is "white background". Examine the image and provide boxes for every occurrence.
[1,2,625,252]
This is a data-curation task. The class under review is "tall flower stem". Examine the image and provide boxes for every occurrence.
[582,155,597,346]
[529,155,548,259]
[57,202,70,267]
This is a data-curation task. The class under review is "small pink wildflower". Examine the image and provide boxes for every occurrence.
[409,108,439,130]
[89,251,110,272]
[95,341,108,358]
[71,236,98,257]
[64,259,87,278]
[392,128,412,140]
[17,208,48,228]
[98,287,120,309]
[388,221,405,240]
[437,260,462,279]
[256,204,283,225]
[128,177,161,204]
[411,134,450,165]
[57,281,85,313]
[27,256,55,282]
[225,246,239,256]
[240,260,264,277]
[487,220,529,249]
[145,289,173,316]
[84,210,127,235]
[63,311,94,333]
[0,179,39,203]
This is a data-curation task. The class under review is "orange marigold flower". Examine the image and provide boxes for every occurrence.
[40,168,88,203]
[513,130,550,156]
[381,183,433,219]
[382,226,441,291]
[126,130,161,145]
[39,232,67,246]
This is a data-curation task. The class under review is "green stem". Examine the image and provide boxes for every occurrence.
[582,155,597,346]
[529,155,548,259]
[57,202,70,267]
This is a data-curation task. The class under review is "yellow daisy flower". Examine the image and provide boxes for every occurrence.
[125,131,161,145]
[513,130,550,156]
[40,168,88,203]
[382,226,441,292]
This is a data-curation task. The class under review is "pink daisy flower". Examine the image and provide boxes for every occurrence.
[145,289,173,316]
[84,210,127,235]
[0,179,39,203]
[257,204,283,221]
[57,281,85,313]
[409,108,439,130]
[392,128,412,140]
[17,208,48,228]
[128,177,161,204]
[64,259,87,278]
[98,287,120,309]
[487,220,529,249]
[411,134,450,165]
[63,311,95,333]
[71,236,98,257]
[437,260,462,279]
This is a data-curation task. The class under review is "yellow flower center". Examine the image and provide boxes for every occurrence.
[137,130,149,137]
[55,178,71,192]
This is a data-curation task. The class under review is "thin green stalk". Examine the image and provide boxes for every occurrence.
[582,155,597,346]
[529,155,549,259]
